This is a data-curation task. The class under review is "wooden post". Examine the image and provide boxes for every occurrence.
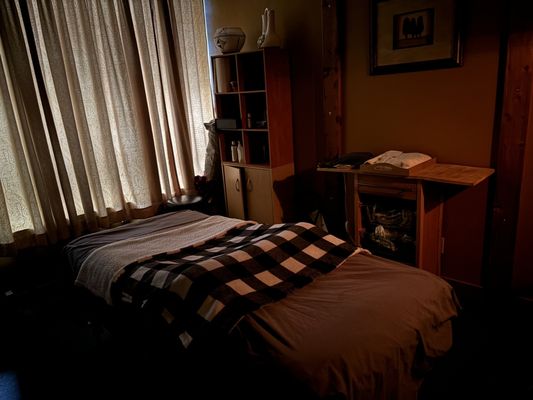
[321,0,343,160]
[318,0,349,239]
[485,1,533,290]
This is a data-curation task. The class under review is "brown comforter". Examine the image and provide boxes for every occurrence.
[234,253,459,399]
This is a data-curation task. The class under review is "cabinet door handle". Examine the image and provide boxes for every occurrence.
[235,178,240,192]
[246,178,253,192]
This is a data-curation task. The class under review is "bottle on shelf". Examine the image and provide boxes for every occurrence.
[231,141,238,162]
[247,113,253,129]
[237,141,243,163]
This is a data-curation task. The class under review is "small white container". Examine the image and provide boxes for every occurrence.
[230,141,238,162]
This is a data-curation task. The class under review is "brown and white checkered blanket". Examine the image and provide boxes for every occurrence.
[110,221,356,349]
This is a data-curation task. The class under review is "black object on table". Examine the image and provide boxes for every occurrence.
[317,152,374,169]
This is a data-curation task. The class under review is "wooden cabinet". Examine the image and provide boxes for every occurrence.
[318,163,494,275]
[223,165,274,223]
[212,48,293,223]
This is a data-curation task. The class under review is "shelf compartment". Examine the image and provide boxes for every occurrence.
[245,131,270,165]
[237,52,265,91]
[241,92,268,129]
[213,56,238,93]
[218,131,244,163]
[215,94,241,126]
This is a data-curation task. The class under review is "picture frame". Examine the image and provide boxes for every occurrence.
[370,0,463,75]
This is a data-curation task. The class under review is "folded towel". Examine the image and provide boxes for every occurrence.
[364,151,431,169]
[397,152,432,168]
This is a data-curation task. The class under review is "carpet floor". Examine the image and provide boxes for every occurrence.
[1,279,533,400]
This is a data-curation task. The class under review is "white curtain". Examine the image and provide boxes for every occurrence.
[0,0,213,254]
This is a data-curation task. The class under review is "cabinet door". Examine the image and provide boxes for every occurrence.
[223,165,245,220]
[245,168,273,224]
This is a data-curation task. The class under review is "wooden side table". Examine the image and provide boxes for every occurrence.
[318,163,494,275]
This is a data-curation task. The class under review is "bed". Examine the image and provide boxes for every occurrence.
[63,210,459,400]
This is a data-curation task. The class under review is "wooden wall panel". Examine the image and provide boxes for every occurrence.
[508,6,533,291]
[486,1,533,290]
[321,0,343,160]
[513,86,533,289]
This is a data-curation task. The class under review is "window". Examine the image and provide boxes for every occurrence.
[0,0,213,252]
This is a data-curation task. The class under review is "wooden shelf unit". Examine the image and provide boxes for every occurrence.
[212,48,294,224]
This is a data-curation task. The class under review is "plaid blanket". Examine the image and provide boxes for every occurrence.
[111,222,355,349]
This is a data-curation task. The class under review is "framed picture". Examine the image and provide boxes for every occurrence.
[370,0,463,75]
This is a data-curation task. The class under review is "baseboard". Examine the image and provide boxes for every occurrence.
[443,277,533,315]
[443,277,484,308]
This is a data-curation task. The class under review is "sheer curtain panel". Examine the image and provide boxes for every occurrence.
[0,0,212,255]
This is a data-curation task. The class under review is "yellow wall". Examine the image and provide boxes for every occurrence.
[344,0,503,166]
